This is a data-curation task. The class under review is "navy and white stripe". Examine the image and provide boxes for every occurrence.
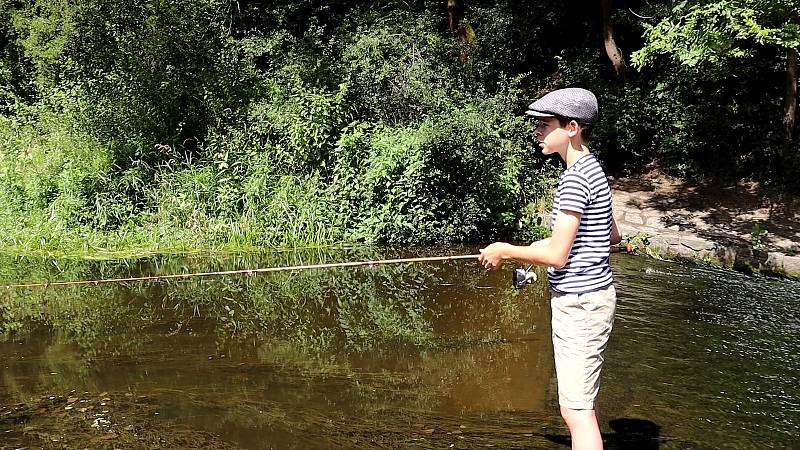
[548,154,613,294]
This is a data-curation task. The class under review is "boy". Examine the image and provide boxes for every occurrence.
[478,87,621,450]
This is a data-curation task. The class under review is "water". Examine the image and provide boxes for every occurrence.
[1,248,798,449]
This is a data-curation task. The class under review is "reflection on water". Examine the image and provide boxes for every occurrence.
[1,248,798,449]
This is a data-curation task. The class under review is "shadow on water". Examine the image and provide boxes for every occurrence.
[1,248,799,449]
[606,418,661,449]
[545,418,661,449]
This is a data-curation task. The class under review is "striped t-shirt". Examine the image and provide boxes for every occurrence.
[548,154,613,294]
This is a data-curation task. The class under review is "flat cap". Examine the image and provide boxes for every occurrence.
[525,88,598,124]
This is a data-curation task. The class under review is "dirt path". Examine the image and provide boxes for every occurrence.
[610,171,800,277]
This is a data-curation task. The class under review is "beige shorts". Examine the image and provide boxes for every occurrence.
[550,284,616,410]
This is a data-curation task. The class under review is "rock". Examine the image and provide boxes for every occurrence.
[625,213,644,225]
[645,217,662,227]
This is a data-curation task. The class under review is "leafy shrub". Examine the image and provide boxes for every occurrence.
[8,0,795,255]
[0,97,113,236]
[336,9,456,124]
[330,94,534,244]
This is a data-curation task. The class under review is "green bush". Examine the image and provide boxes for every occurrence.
[5,0,795,256]
[336,9,456,123]
[0,98,113,245]
[330,94,533,244]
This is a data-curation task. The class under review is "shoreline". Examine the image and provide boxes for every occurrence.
[610,172,800,280]
[615,221,800,280]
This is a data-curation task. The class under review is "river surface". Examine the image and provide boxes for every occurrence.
[0,247,798,449]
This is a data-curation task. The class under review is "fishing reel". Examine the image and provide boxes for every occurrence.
[512,264,538,289]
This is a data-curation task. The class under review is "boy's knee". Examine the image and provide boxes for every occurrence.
[560,406,596,425]
[560,405,575,421]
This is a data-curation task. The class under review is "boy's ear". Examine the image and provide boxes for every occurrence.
[567,120,580,138]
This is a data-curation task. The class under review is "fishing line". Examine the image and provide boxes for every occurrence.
[0,254,482,290]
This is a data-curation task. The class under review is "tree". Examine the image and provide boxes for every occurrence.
[602,0,628,78]
[632,0,800,154]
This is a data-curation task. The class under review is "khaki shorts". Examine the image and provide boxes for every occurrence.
[550,284,616,410]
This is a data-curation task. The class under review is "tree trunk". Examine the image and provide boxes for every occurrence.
[447,0,458,32]
[601,0,627,78]
[782,46,798,157]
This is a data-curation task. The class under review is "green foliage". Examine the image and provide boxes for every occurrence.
[2,0,798,255]
[626,0,800,182]
[632,0,800,68]
[751,222,769,249]
[0,96,114,241]
[336,9,456,123]
[10,0,252,156]
[247,75,352,177]
[331,96,528,244]
[240,174,342,246]
[622,231,652,254]
[11,0,76,88]
[0,60,15,111]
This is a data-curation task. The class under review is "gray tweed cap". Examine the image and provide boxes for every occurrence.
[525,88,598,124]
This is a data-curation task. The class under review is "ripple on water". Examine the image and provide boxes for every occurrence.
[1,250,798,449]
[609,255,800,447]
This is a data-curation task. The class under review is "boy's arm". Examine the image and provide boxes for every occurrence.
[479,210,581,270]
[532,216,620,250]
[531,238,550,247]
[610,215,621,245]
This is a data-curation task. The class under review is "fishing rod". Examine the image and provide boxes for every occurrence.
[1,244,634,290]
[0,254,486,290]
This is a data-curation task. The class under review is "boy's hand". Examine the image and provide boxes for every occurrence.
[479,242,512,270]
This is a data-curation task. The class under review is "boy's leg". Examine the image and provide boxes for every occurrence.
[551,285,616,450]
[560,406,602,450]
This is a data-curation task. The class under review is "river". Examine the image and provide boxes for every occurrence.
[1,248,798,449]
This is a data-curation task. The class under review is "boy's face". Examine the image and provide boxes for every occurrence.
[533,117,570,156]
